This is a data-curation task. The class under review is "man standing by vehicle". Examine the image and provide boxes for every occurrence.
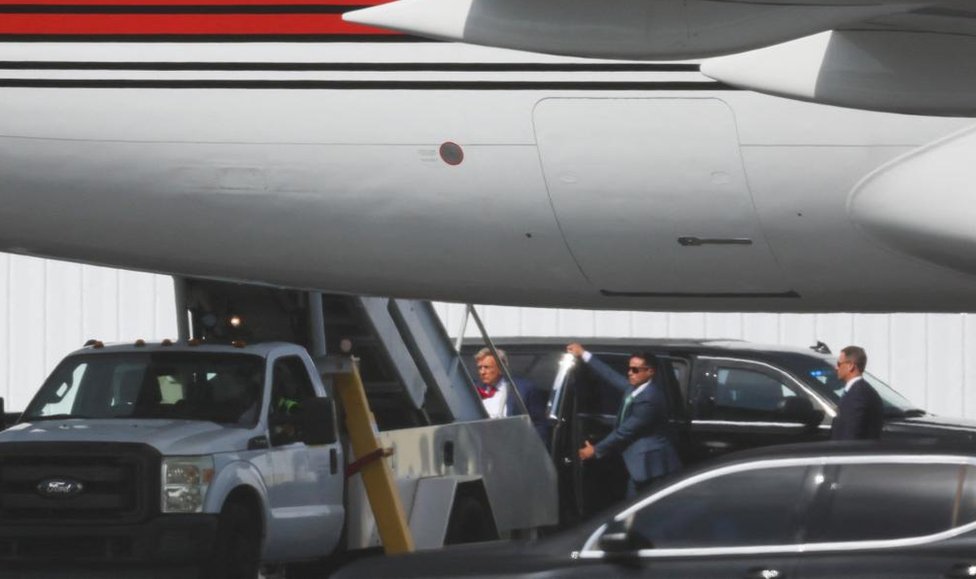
[568,343,681,497]
[832,345,884,440]
[474,347,550,444]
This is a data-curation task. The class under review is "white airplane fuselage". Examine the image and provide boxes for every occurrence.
[1,41,974,312]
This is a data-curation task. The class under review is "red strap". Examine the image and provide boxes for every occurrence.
[345,447,394,478]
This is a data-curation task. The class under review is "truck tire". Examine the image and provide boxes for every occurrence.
[445,496,496,545]
[205,502,262,579]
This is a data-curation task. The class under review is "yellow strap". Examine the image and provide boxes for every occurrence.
[335,361,415,554]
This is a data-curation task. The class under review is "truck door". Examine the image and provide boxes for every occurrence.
[265,355,344,560]
[686,357,827,462]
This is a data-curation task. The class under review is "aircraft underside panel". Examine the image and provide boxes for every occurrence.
[534,97,793,299]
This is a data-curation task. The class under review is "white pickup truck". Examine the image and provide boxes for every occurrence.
[0,340,556,577]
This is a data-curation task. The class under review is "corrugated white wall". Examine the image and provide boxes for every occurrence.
[0,253,178,411]
[2,253,973,421]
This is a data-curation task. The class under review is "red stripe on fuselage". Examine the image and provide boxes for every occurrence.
[0,0,389,5]
[0,7,399,35]
[0,0,400,35]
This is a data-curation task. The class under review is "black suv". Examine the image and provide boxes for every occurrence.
[464,338,976,523]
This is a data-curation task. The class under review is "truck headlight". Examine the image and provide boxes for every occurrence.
[162,456,214,513]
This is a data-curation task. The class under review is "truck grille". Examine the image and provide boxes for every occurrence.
[0,442,159,524]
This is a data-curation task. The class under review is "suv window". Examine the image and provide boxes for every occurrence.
[504,352,560,398]
[808,462,969,543]
[627,464,816,549]
[692,362,804,422]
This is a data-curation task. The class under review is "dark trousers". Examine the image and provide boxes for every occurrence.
[626,477,656,499]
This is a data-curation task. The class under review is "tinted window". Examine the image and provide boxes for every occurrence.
[769,352,917,414]
[809,463,964,542]
[954,465,976,527]
[576,354,628,415]
[671,359,690,404]
[506,352,560,395]
[693,364,803,422]
[628,465,814,548]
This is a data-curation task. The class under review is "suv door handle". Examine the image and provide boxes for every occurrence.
[945,563,976,578]
[744,568,784,579]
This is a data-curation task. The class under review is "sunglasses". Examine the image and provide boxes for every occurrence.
[627,366,650,374]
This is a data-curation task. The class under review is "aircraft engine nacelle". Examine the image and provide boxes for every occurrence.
[702,30,976,117]
[344,0,902,60]
[849,124,976,276]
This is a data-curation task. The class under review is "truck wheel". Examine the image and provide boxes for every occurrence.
[206,502,262,579]
[445,496,496,545]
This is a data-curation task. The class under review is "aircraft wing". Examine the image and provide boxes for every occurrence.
[701,5,976,116]
[343,0,929,60]
[345,0,976,116]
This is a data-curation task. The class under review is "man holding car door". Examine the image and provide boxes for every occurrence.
[568,343,681,497]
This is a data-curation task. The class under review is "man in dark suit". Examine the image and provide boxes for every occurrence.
[473,348,551,444]
[569,343,681,497]
[831,345,884,441]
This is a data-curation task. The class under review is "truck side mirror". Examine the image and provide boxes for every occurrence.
[302,397,337,445]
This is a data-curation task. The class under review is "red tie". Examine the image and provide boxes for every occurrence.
[477,384,497,399]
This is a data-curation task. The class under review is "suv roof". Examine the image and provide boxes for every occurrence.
[462,337,832,362]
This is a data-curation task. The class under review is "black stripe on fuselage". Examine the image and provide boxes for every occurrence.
[0,61,702,72]
[0,4,360,12]
[601,289,802,299]
[0,79,735,90]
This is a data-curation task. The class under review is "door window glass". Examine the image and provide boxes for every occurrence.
[626,465,814,548]
[270,356,317,445]
[669,358,690,403]
[809,463,964,542]
[576,355,628,415]
[953,465,976,528]
[703,365,802,422]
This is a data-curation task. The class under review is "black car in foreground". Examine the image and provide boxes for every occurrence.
[336,441,976,579]
[463,338,976,522]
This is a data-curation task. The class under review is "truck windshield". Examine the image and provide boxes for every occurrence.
[773,353,920,416]
[21,352,265,426]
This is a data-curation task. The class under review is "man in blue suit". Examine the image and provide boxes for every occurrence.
[568,343,681,497]
[474,348,551,445]
[831,345,884,441]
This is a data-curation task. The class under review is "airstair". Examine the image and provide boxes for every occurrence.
[178,279,492,429]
